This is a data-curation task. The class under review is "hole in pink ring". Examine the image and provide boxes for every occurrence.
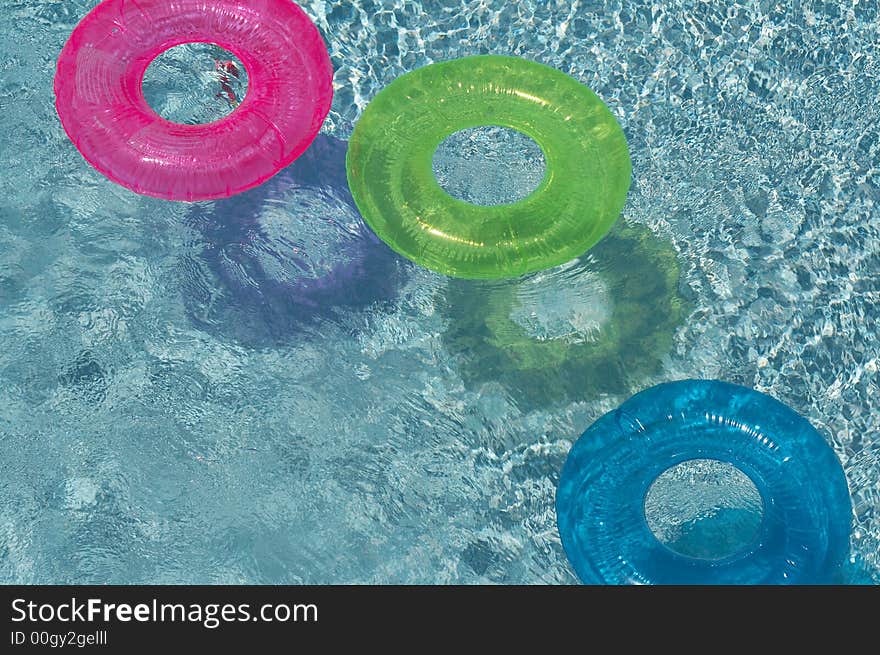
[142,43,249,125]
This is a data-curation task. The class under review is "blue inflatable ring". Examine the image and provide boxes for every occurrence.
[556,380,852,584]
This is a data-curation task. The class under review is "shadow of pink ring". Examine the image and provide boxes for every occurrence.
[54,0,334,202]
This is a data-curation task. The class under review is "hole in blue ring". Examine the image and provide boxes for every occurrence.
[642,459,766,562]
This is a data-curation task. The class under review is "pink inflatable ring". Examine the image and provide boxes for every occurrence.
[54,0,334,202]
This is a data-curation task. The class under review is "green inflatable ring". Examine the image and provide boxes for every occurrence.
[346,55,632,279]
[439,222,690,410]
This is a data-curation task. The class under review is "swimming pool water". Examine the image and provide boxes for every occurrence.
[0,0,878,583]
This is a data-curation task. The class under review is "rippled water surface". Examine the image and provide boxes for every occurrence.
[0,0,878,583]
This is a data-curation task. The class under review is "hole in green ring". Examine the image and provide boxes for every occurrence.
[431,126,547,207]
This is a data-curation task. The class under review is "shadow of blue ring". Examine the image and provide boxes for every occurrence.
[556,379,852,584]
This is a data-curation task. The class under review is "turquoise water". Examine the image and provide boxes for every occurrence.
[1,0,878,583]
